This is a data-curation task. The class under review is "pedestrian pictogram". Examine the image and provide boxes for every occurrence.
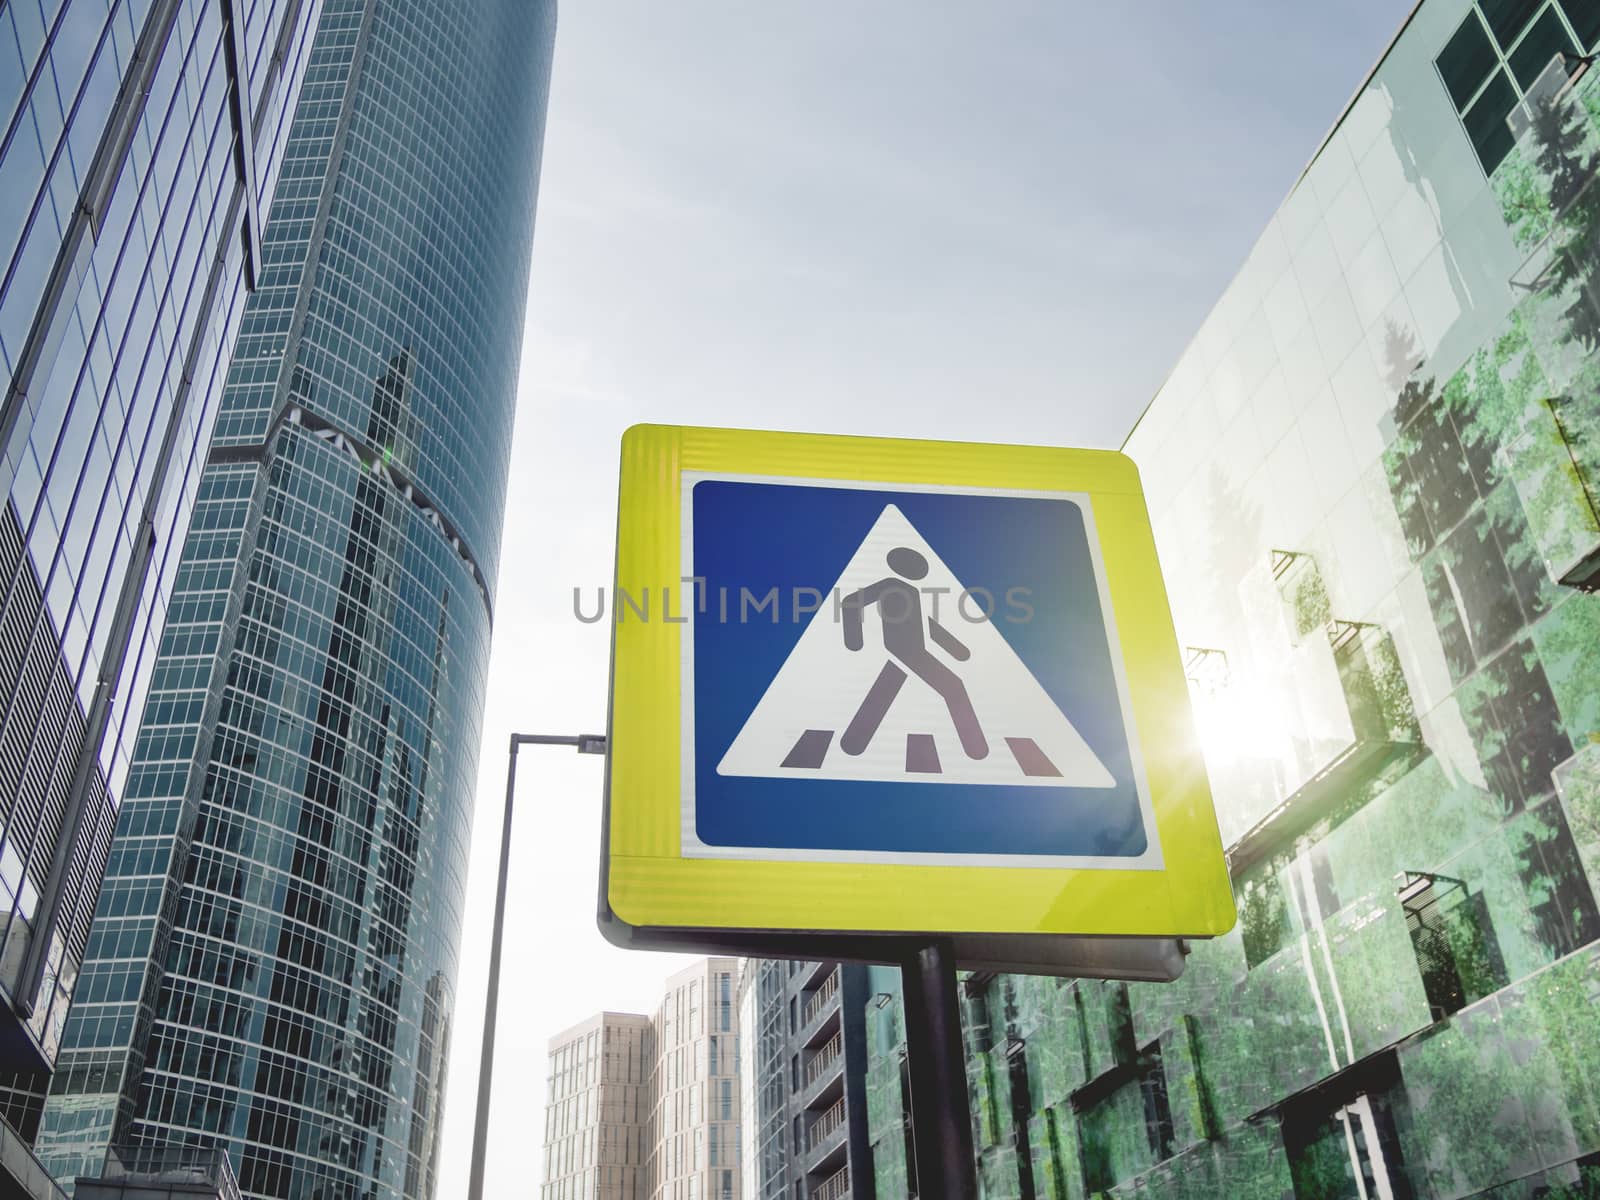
[687,476,1156,867]
[844,543,984,760]
[716,503,1117,789]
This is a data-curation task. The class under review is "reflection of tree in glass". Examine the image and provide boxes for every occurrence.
[1526,84,1600,351]
[1379,323,1442,559]
[1381,81,1473,333]
[1494,78,1600,525]
[1239,872,1291,970]
[1380,317,1426,396]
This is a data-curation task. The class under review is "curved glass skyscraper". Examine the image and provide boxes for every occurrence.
[33,0,555,1194]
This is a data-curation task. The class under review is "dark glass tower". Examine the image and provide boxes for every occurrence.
[0,0,321,1144]
[31,0,555,1194]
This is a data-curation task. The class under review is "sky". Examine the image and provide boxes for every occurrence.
[437,3,1411,1193]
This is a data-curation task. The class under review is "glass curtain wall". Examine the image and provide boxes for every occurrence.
[31,0,555,1194]
[0,0,320,1136]
[865,2,1600,1197]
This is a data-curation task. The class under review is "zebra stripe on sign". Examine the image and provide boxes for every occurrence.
[777,728,1062,780]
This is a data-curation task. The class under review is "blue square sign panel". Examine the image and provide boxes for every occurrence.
[683,474,1162,868]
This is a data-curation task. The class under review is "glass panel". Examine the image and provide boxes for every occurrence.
[1438,13,1500,109]
[1463,69,1519,170]
[1514,794,1600,957]
[1481,0,1545,46]
[1461,639,1573,809]
[1285,1090,1419,1200]
[1559,0,1600,45]
[1240,870,1295,969]
[1508,4,1578,87]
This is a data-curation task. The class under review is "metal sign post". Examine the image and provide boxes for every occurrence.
[901,939,980,1200]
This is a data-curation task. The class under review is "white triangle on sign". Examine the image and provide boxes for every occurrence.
[716,503,1117,788]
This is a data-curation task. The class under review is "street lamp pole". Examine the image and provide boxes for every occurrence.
[466,731,607,1200]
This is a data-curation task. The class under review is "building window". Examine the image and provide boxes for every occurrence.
[1281,1055,1417,1200]
[1565,0,1600,44]
[1511,396,1600,589]
[1240,870,1294,970]
[1138,1051,1175,1163]
[1435,0,1592,172]
[1003,1039,1038,1200]
[1399,872,1508,1019]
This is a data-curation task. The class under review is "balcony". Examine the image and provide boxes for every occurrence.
[802,1030,844,1091]
[806,1094,850,1177]
[807,1096,847,1152]
[814,1164,851,1200]
[800,970,842,1049]
[802,968,839,1028]
[796,959,834,989]
[802,1028,847,1115]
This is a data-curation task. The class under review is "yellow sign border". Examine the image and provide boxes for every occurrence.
[606,424,1234,937]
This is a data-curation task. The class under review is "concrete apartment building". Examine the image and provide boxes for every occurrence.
[543,1013,653,1200]
[541,959,741,1200]
[647,958,741,1200]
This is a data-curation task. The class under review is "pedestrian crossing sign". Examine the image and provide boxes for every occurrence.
[602,425,1233,948]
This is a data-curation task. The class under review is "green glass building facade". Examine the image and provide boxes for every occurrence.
[866,1,1600,1197]
[27,0,554,1195]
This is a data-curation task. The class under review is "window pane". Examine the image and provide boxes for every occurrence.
[1240,871,1293,969]
[1481,0,1544,45]
[1464,69,1519,171]
[1508,4,1578,87]
[1437,13,1499,109]
[1559,0,1600,45]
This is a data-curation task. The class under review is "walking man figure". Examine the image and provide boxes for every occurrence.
[840,546,989,759]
